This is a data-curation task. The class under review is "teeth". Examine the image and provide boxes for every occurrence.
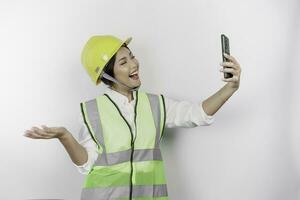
[130,71,138,76]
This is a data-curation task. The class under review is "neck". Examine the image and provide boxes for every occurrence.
[110,85,133,103]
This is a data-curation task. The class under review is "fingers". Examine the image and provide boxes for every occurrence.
[24,129,47,139]
[221,54,240,70]
[222,75,239,82]
[34,127,55,138]
[220,61,234,67]
[223,53,238,64]
[219,54,242,87]
[219,67,238,76]
[220,61,239,70]
[41,125,52,133]
[220,54,242,80]
[24,125,67,140]
[24,126,55,139]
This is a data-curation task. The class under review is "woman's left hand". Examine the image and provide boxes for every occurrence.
[219,53,242,90]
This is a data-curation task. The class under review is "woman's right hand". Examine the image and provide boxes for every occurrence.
[24,125,68,140]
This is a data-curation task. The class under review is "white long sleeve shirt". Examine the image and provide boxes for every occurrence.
[74,87,215,174]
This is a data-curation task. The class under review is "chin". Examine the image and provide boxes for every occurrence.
[136,81,141,86]
[129,79,141,86]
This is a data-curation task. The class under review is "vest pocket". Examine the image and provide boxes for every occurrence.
[83,161,132,188]
[132,160,167,185]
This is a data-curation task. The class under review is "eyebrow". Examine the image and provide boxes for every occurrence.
[118,51,133,62]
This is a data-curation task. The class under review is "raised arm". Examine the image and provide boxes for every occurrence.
[202,53,242,116]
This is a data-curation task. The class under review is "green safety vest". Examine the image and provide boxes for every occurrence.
[79,90,169,200]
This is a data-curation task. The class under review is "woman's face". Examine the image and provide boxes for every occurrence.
[112,46,141,90]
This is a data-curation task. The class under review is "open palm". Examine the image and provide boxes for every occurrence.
[24,125,66,140]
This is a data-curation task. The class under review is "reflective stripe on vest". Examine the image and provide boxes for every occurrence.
[95,148,163,166]
[80,91,168,199]
[81,184,168,200]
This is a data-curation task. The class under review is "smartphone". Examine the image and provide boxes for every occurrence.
[221,34,233,78]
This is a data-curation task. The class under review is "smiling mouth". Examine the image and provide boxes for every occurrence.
[129,73,139,80]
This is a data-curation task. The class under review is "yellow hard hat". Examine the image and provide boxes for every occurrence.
[81,35,132,85]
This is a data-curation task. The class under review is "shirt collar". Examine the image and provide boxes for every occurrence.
[104,86,137,104]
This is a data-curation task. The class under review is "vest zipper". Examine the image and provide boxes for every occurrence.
[129,135,134,200]
[103,92,139,200]
[130,91,138,200]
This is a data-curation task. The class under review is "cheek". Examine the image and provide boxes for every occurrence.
[115,67,130,79]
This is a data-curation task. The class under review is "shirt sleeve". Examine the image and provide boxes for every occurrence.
[163,95,215,128]
[72,112,99,175]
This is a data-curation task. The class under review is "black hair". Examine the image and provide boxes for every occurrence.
[98,44,130,86]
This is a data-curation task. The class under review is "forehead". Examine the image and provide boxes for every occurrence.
[116,46,131,58]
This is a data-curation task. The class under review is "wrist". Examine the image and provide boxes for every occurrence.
[226,83,239,92]
[58,129,71,141]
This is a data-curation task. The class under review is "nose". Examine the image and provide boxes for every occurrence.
[133,64,139,71]
[130,60,139,70]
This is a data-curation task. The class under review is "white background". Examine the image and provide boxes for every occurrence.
[0,0,299,199]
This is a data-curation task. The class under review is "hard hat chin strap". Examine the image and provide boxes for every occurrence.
[101,72,140,91]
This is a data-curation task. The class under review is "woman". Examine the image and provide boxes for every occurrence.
[24,35,242,199]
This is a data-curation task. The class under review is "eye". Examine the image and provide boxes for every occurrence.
[121,56,135,65]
